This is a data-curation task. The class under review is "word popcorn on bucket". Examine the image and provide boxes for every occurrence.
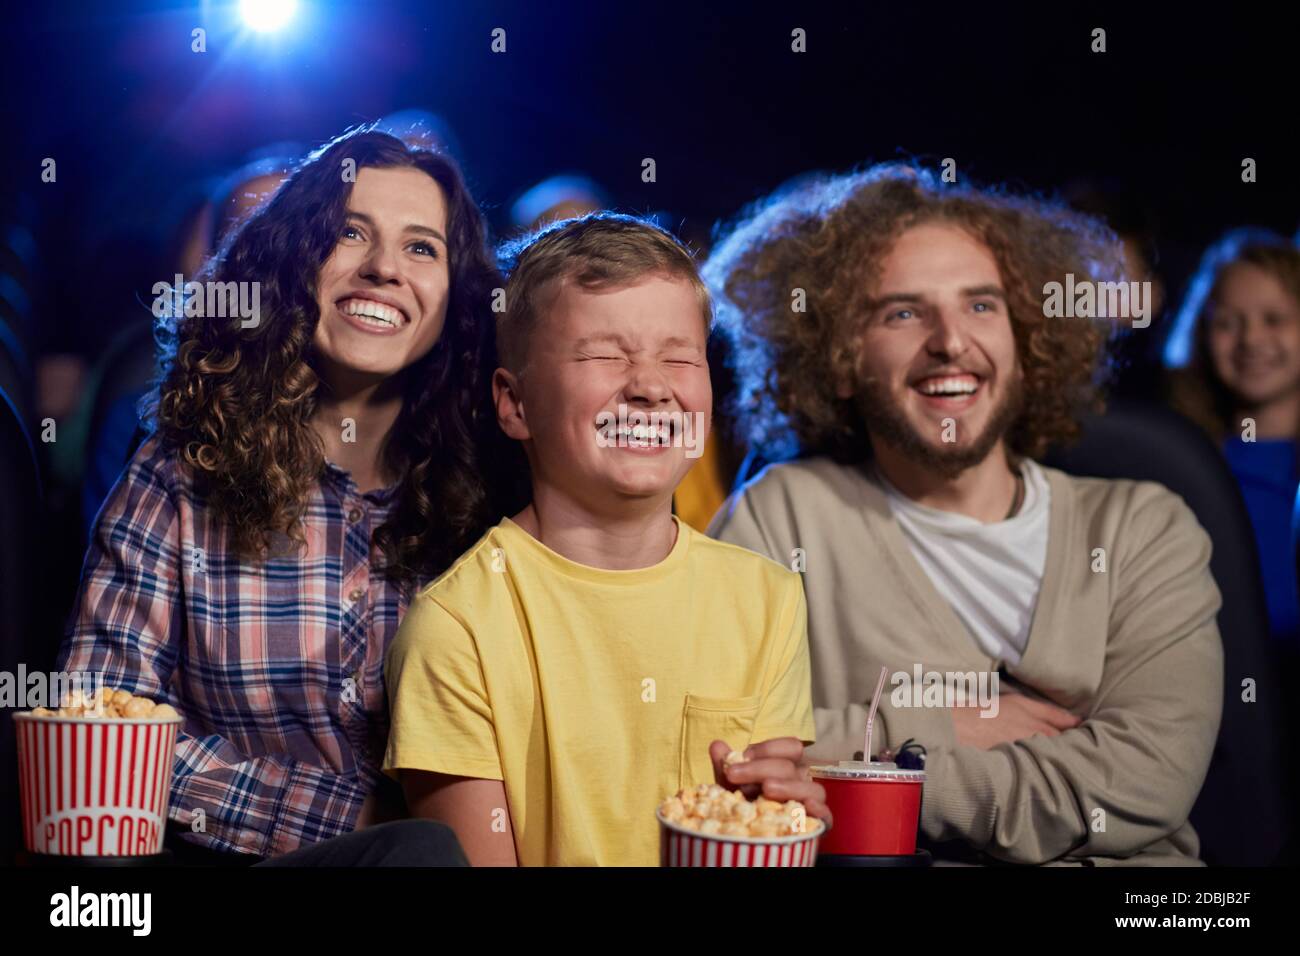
[15,696,183,857]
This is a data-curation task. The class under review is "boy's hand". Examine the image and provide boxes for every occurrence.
[709,738,831,826]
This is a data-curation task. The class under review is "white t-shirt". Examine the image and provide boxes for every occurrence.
[875,459,1051,666]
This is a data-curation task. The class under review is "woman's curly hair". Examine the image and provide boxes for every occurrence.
[1164,227,1300,441]
[704,163,1126,463]
[142,127,506,592]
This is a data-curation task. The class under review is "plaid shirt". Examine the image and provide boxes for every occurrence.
[58,436,412,857]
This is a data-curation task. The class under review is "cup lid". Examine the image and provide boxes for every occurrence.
[809,760,926,782]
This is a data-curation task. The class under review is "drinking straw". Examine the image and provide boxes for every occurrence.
[864,665,888,765]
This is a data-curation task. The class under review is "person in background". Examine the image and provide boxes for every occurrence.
[1064,180,1167,403]
[508,173,609,233]
[58,127,504,864]
[1164,228,1300,649]
[207,153,301,247]
[377,108,463,160]
[80,154,299,535]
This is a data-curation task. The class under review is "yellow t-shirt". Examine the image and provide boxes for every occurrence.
[383,515,815,866]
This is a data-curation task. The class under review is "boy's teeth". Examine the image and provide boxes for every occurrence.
[609,423,673,445]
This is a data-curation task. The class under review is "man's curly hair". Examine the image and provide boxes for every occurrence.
[142,128,506,593]
[704,163,1125,463]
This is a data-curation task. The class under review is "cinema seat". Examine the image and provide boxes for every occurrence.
[85,320,155,456]
[76,319,155,530]
[0,384,42,863]
[0,314,30,427]
[1044,399,1290,866]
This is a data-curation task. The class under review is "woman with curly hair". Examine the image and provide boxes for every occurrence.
[1164,229,1300,646]
[57,128,507,863]
[707,163,1223,865]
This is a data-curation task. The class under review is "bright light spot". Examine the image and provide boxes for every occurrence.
[240,0,298,33]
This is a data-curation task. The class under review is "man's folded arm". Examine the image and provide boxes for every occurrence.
[918,491,1224,864]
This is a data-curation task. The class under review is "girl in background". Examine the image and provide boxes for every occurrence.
[1166,228,1300,647]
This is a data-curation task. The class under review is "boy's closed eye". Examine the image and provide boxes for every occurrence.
[661,352,703,366]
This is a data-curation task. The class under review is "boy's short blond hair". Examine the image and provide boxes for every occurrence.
[496,212,712,372]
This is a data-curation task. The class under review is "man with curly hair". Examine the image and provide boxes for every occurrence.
[706,164,1223,866]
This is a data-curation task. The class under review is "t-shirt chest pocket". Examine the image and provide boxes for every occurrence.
[678,693,760,790]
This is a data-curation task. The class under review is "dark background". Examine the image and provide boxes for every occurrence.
[2,1,1297,355]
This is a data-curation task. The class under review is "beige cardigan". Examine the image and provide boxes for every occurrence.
[708,457,1224,866]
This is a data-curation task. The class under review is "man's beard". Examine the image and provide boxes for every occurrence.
[853,373,1024,480]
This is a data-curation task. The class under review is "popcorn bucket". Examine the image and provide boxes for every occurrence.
[657,809,824,867]
[14,712,182,857]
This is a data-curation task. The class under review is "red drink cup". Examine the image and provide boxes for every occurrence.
[14,710,182,857]
[809,761,925,856]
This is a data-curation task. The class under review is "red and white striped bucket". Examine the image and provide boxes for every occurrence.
[657,810,824,867]
[14,712,182,857]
